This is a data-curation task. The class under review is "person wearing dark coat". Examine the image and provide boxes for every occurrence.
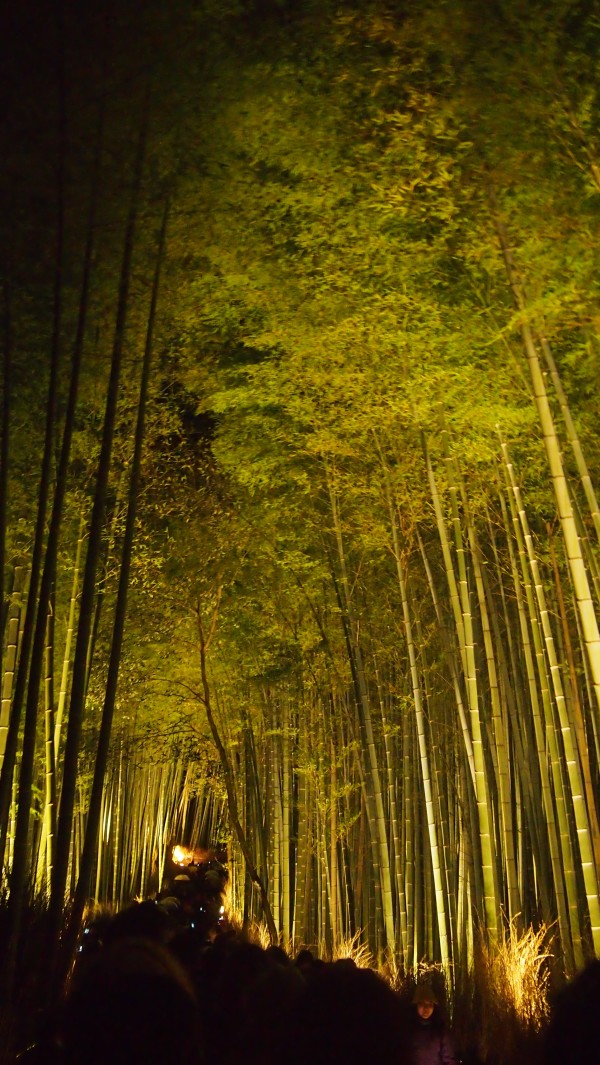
[410,983,458,1065]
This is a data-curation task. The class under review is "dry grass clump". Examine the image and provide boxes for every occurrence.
[381,956,449,1001]
[244,918,273,950]
[332,931,374,968]
[478,921,551,1029]
[493,922,552,1028]
[459,921,552,1065]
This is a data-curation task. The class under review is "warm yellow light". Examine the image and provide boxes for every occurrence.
[172,844,189,865]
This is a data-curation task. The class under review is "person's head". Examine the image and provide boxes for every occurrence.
[289,961,409,1065]
[412,983,439,1022]
[60,938,202,1065]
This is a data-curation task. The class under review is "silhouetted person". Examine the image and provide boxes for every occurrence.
[59,938,203,1065]
[289,959,410,1065]
[102,899,175,947]
[294,948,315,976]
[544,959,600,1065]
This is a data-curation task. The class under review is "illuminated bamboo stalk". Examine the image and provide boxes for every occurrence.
[351,709,383,953]
[425,440,499,937]
[422,435,466,671]
[0,567,26,774]
[270,703,281,934]
[456,760,475,975]
[570,494,600,648]
[8,756,18,872]
[327,468,395,951]
[412,749,423,961]
[540,335,600,546]
[513,480,600,949]
[94,785,108,903]
[42,598,57,895]
[494,210,600,726]
[314,700,326,951]
[282,695,291,944]
[243,707,268,898]
[49,109,148,956]
[417,530,476,789]
[497,484,567,937]
[155,769,167,895]
[65,202,170,954]
[137,766,156,902]
[118,763,133,906]
[376,667,407,958]
[417,520,478,942]
[135,772,150,899]
[0,258,12,644]
[567,559,600,767]
[548,528,600,877]
[124,767,143,900]
[386,489,450,968]
[126,758,145,904]
[323,695,341,953]
[54,516,85,757]
[486,498,545,911]
[403,703,415,968]
[501,439,587,966]
[293,730,310,945]
[139,800,151,900]
[354,799,366,943]
[489,568,553,926]
[241,729,252,929]
[339,707,357,944]
[199,614,277,938]
[469,521,522,924]
[329,733,339,950]
[429,690,457,966]
[448,457,501,936]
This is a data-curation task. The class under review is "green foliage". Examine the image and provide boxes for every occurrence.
[2,0,600,986]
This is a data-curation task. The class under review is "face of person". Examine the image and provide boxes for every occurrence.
[417,1001,435,1020]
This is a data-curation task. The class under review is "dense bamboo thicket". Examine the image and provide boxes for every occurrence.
[1,0,600,1001]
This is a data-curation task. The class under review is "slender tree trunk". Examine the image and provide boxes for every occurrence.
[492,198,600,729]
[423,437,499,938]
[326,467,395,952]
[197,608,277,941]
[0,265,13,640]
[0,32,68,984]
[383,468,451,969]
[48,105,148,970]
[0,568,26,777]
[501,437,587,967]
[59,201,169,973]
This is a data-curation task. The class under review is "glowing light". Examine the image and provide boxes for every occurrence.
[172,844,189,865]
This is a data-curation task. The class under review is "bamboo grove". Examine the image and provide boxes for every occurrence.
[1,0,600,988]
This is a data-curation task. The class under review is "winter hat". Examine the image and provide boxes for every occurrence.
[412,983,438,1006]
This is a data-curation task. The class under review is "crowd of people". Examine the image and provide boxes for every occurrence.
[13,856,600,1065]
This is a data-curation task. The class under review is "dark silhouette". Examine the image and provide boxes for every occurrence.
[288,960,410,1065]
[544,960,600,1065]
[58,938,202,1065]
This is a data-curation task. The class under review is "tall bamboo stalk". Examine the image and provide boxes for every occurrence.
[424,438,499,937]
[48,104,148,964]
[493,202,600,729]
[501,436,595,964]
[327,466,395,951]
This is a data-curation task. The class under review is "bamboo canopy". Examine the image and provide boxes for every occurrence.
[1,0,600,994]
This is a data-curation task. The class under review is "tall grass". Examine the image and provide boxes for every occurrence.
[453,923,552,1065]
